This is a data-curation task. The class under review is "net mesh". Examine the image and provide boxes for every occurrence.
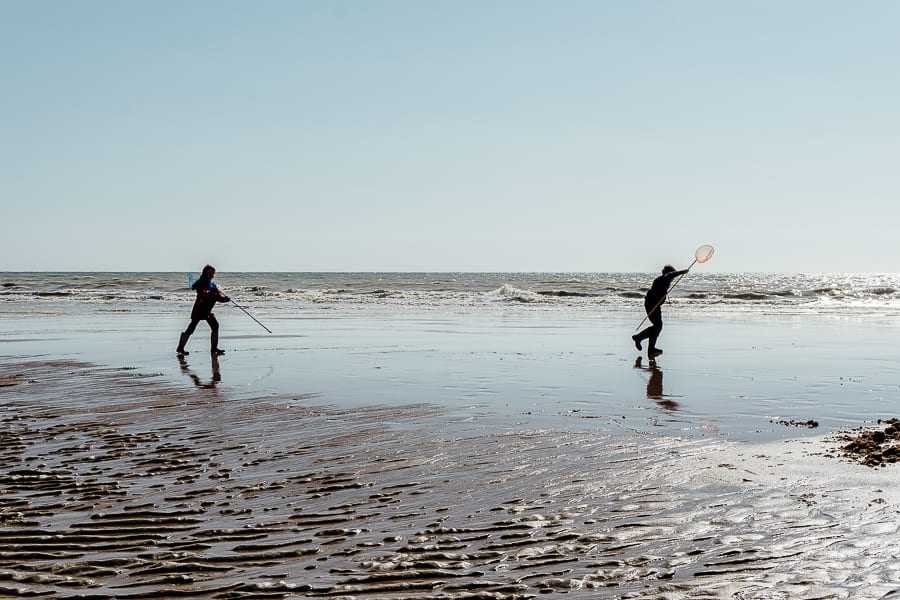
[695,245,714,264]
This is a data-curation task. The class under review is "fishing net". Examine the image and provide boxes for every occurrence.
[695,245,714,264]
[188,273,217,290]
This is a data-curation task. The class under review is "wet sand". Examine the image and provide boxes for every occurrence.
[3,354,900,599]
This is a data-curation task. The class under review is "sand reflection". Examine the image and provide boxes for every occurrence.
[178,354,221,390]
[634,356,680,411]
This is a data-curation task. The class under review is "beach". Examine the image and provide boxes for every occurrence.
[3,273,900,598]
[8,0,900,595]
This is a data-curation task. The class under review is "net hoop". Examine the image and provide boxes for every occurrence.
[694,244,714,264]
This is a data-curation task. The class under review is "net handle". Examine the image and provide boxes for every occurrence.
[634,266,692,331]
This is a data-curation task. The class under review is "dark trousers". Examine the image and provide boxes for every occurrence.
[634,305,662,350]
[180,316,220,351]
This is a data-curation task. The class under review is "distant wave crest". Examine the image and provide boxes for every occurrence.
[5,272,900,317]
[724,292,771,301]
[537,290,595,298]
[866,287,897,296]
[491,284,541,303]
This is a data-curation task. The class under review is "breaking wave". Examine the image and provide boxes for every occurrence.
[4,272,900,317]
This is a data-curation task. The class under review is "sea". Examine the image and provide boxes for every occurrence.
[4,271,900,317]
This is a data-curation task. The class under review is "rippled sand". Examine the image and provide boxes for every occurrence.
[2,360,899,599]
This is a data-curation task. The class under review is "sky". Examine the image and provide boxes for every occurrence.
[3,1,899,273]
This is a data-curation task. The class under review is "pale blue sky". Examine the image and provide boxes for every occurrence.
[3,1,899,272]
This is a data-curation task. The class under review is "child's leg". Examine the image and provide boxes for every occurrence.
[208,317,221,352]
[177,320,201,354]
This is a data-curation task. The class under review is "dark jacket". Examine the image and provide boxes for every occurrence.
[190,279,229,320]
[644,269,688,311]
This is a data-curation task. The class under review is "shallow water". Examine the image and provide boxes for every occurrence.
[3,306,898,442]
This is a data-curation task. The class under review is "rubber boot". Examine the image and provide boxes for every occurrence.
[177,333,190,355]
[210,331,224,354]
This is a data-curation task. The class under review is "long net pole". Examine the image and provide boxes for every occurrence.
[634,258,696,331]
[187,273,273,334]
[634,243,714,332]
[231,300,273,334]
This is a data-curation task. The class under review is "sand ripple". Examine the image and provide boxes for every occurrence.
[2,360,899,598]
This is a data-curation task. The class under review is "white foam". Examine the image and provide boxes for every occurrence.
[489,284,542,303]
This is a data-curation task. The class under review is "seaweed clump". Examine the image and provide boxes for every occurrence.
[837,418,900,467]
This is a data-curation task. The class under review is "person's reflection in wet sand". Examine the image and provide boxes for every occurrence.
[178,354,221,390]
[634,356,679,411]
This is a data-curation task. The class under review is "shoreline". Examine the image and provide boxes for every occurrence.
[5,307,899,441]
